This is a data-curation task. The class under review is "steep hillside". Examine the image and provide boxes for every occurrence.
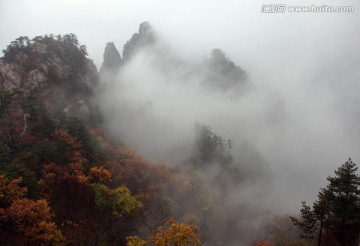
[0,33,211,246]
[1,34,99,117]
[0,27,304,246]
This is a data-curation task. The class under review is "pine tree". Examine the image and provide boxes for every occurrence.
[326,158,360,246]
[290,201,318,242]
[292,158,360,246]
[313,188,333,246]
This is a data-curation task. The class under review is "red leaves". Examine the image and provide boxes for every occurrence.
[53,129,87,165]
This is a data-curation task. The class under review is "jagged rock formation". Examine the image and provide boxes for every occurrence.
[122,21,156,61]
[0,35,98,93]
[205,49,247,90]
[0,34,99,120]
[99,42,122,79]
[99,22,247,92]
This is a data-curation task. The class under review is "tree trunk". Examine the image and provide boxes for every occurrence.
[318,219,323,246]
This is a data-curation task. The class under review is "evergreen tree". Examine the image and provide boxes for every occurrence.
[326,158,360,246]
[292,158,360,246]
[290,201,318,242]
[313,188,333,246]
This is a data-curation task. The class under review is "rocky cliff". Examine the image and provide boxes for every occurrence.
[123,21,156,61]
[1,34,98,92]
[99,42,122,83]
[99,22,247,91]
[0,34,99,119]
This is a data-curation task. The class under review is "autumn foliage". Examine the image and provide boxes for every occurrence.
[0,34,314,245]
[256,241,271,246]
[0,97,257,245]
[126,236,147,246]
[149,218,201,246]
[0,35,207,245]
[0,175,64,245]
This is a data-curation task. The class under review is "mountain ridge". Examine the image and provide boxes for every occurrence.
[99,22,247,91]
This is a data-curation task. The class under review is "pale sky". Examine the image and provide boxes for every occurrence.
[1,0,359,68]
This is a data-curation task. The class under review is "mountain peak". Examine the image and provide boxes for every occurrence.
[99,42,122,78]
[0,34,98,92]
[123,21,156,61]
[138,21,152,36]
[0,34,99,120]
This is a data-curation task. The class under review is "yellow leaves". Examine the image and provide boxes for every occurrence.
[91,183,109,207]
[111,185,143,217]
[149,218,201,246]
[126,236,147,246]
[115,185,131,194]
[91,183,143,218]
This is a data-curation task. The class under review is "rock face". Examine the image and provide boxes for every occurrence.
[205,49,247,90]
[99,42,122,77]
[98,22,157,84]
[0,34,99,119]
[0,60,22,90]
[0,35,98,93]
[122,21,156,61]
[98,22,248,92]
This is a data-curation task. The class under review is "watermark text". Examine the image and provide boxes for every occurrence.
[261,4,354,13]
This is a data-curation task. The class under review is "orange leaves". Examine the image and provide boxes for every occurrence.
[110,148,168,200]
[69,162,89,184]
[89,166,112,184]
[53,129,82,151]
[257,241,271,246]
[41,162,89,189]
[6,198,65,244]
[163,219,201,246]
[149,218,201,246]
[150,227,167,246]
[126,219,201,246]
[0,174,64,245]
[40,161,92,223]
[0,175,27,206]
[8,198,52,225]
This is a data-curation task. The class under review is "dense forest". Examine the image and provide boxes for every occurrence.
[0,23,359,246]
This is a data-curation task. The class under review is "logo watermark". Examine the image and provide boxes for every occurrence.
[261,4,355,13]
